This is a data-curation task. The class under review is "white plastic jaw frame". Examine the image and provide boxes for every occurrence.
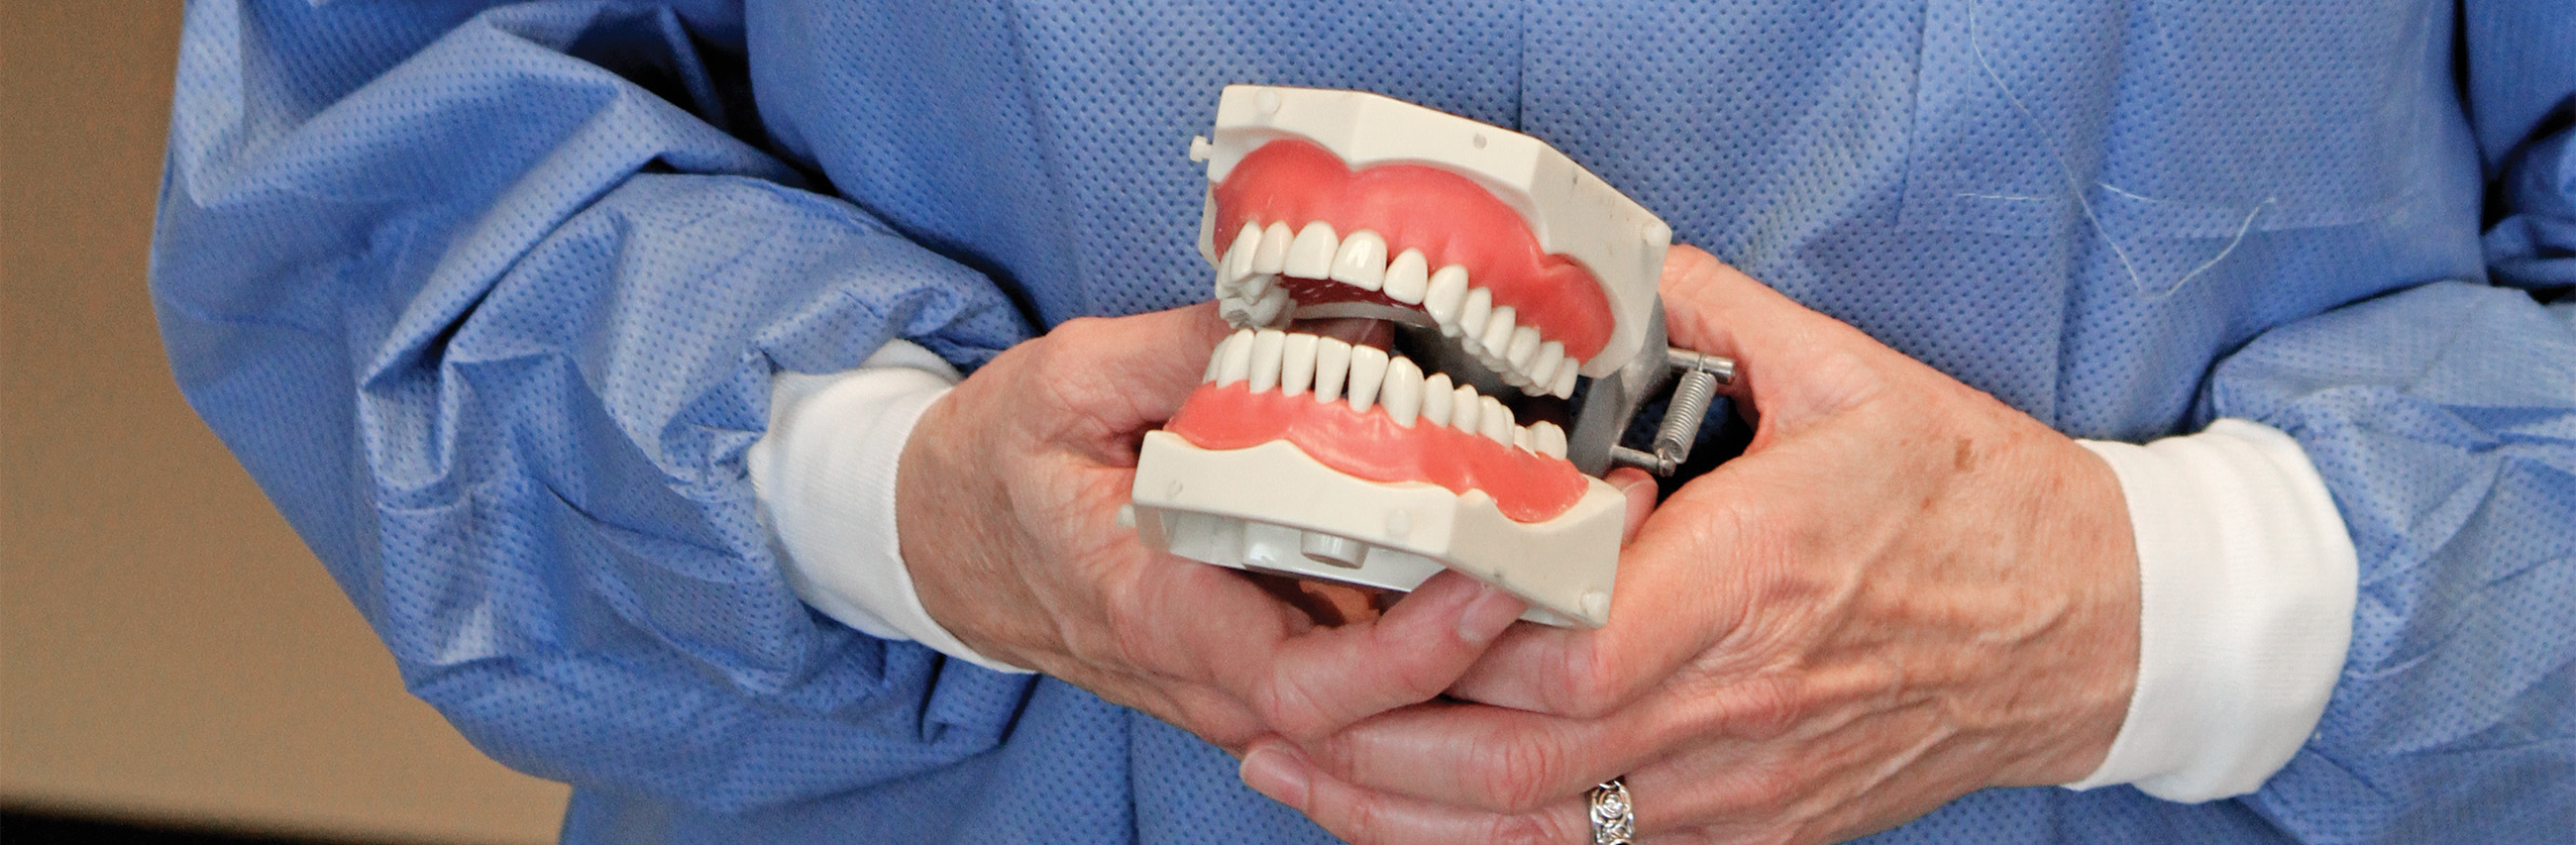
[1131,85,1677,629]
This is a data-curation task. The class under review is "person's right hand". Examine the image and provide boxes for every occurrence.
[897,303,1538,752]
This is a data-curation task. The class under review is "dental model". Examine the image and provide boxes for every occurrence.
[1126,85,1731,628]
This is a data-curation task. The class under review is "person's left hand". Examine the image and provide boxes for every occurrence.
[1234,246,2143,844]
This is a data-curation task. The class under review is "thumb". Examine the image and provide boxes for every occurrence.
[1608,467,1658,546]
[1044,302,1234,432]
[1657,245,1879,432]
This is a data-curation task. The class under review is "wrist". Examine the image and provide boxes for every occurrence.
[1992,435,2141,788]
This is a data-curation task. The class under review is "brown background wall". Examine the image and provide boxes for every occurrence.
[2,4,571,842]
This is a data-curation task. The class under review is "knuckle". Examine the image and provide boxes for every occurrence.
[1481,734,1569,813]
[1555,642,1630,720]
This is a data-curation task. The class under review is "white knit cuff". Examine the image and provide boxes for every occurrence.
[746,341,1034,674]
[2063,418,2356,801]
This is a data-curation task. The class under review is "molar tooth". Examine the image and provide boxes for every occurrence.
[1449,384,1481,434]
[1419,373,1453,427]
[1247,286,1293,327]
[1380,357,1423,426]
[1285,221,1339,278]
[1220,221,1262,291]
[1478,396,1514,446]
[1345,345,1389,413]
[1312,337,1351,403]
[1551,362,1579,399]
[1330,230,1387,291]
[1381,249,1429,304]
[1425,265,1469,334]
[1247,329,1285,392]
[1479,306,1518,361]
[1505,325,1543,372]
[1280,333,1318,395]
[1238,272,1275,301]
[1456,287,1492,341]
[1219,295,1254,328]
[1252,222,1293,274]
[1216,329,1255,385]
[1531,421,1567,460]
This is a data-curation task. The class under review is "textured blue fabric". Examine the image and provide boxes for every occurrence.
[153,0,2573,841]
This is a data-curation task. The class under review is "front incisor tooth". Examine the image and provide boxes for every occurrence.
[1216,329,1255,385]
[1531,421,1567,459]
[1344,345,1389,412]
[1425,265,1469,334]
[1285,222,1339,278]
[1280,333,1318,395]
[1247,329,1286,392]
[1419,373,1453,426]
[1449,383,1481,434]
[1479,306,1518,360]
[1379,357,1423,426]
[1330,230,1387,291]
[1478,396,1514,446]
[1457,287,1493,341]
[1252,222,1293,274]
[1505,326,1543,371]
[1381,249,1430,304]
[1551,362,1579,399]
[1312,337,1351,403]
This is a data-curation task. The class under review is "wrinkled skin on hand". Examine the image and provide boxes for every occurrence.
[899,303,1544,753]
[1239,247,2143,844]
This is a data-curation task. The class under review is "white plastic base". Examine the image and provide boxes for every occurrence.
[1128,431,1623,628]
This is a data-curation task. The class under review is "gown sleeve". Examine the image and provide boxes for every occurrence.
[151,0,1037,810]
[2206,0,2576,834]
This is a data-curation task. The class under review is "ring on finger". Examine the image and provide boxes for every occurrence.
[1588,777,1635,845]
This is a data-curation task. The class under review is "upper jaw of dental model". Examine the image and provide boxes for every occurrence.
[1192,85,1670,387]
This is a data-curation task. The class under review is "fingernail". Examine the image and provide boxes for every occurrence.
[1238,744,1307,806]
[1456,583,1527,645]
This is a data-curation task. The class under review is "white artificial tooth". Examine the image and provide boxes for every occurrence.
[1286,221,1339,278]
[1425,265,1469,334]
[1281,333,1318,395]
[1344,345,1389,412]
[1313,337,1351,403]
[1514,426,1534,453]
[1480,306,1518,360]
[1330,230,1387,291]
[1381,249,1429,304]
[1248,329,1286,392]
[1501,368,1535,390]
[1216,329,1255,385]
[1532,421,1568,460]
[1380,357,1423,426]
[1505,326,1542,372]
[1220,296,1254,328]
[1248,285,1293,327]
[1239,272,1275,301]
[1419,373,1453,427]
[1253,221,1293,274]
[1449,384,1481,433]
[1221,221,1262,288]
[1526,342,1565,393]
[1456,287,1493,341]
[1552,362,1579,399]
[1202,334,1229,381]
[1479,395,1514,446]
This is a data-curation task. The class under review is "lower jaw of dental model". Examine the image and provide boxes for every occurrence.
[1127,85,1672,629]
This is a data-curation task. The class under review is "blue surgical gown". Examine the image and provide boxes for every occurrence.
[152,1,2574,841]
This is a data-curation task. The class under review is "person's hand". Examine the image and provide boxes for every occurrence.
[899,303,1544,753]
[1236,246,2142,843]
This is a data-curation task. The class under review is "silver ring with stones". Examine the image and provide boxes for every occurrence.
[1588,777,1635,845]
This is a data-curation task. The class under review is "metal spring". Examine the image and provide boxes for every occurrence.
[1655,366,1718,461]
